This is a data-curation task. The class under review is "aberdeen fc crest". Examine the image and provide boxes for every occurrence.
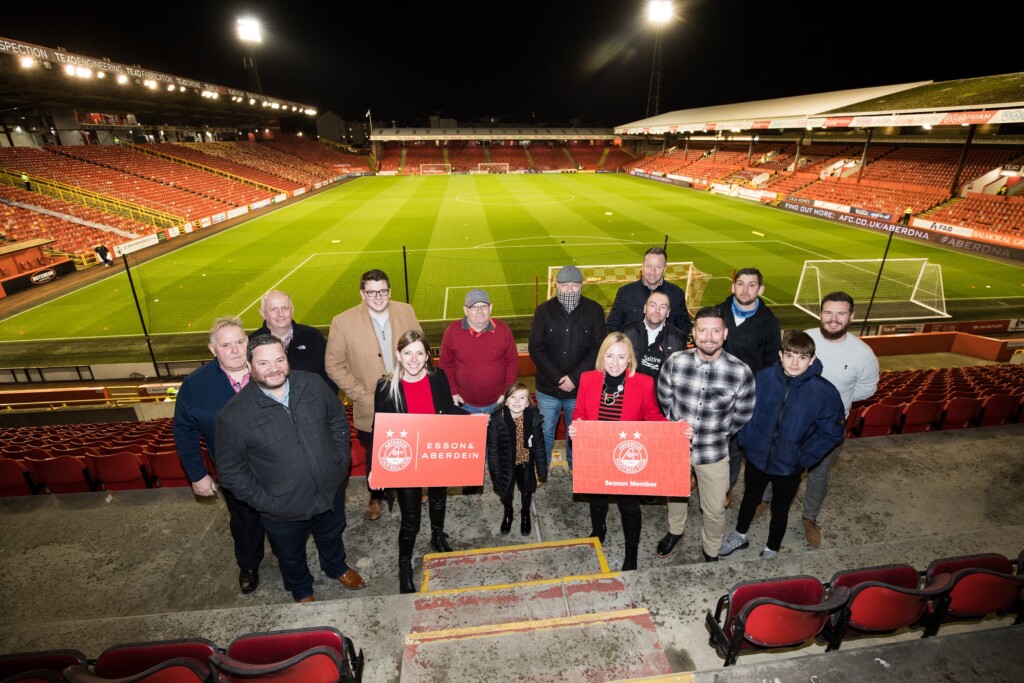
[612,432,649,474]
[378,430,413,472]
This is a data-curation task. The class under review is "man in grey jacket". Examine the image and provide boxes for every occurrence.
[217,334,366,602]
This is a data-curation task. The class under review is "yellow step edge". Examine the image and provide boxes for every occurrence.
[418,571,623,597]
[609,674,694,683]
[405,607,650,644]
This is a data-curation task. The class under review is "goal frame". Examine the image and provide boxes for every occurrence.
[546,261,711,319]
[419,163,451,175]
[478,162,510,174]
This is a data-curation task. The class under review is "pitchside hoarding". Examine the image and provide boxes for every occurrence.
[368,413,488,488]
[572,421,691,497]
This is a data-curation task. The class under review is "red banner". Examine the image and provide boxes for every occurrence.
[368,413,487,488]
[572,421,691,497]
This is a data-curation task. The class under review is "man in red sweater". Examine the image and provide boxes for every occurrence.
[439,289,519,415]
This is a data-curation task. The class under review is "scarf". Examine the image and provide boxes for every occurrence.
[732,297,760,320]
[557,290,581,314]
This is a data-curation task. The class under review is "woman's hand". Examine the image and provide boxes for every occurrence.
[567,419,582,439]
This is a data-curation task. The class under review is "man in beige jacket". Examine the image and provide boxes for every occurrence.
[325,268,422,520]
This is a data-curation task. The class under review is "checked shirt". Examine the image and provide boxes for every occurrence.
[657,349,756,465]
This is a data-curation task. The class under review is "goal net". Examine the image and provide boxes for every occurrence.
[794,258,950,321]
[547,262,712,318]
[478,162,509,174]
[419,163,451,175]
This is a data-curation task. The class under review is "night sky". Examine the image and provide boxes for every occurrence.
[4,1,1022,127]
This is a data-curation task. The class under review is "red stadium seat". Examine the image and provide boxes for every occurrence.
[897,399,943,433]
[0,649,87,680]
[86,452,155,491]
[937,396,983,430]
[63,658,212,683]
[976,393,1022,426]
[94,639,218,679]
[146,451,191,488]
[0,459,42,496]
[209,647,350,683]
[224,627,362,682]
[24,455,97,494]
[925,553,1024,628]
[854,403,900,437]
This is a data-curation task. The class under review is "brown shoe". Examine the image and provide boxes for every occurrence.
[296,595,316,603]
[367,499,382,521]
[690,472,697,491]
[753,501,771,520]
[724,489,734,509]
[338,568,366,591]
[802,518,822,548]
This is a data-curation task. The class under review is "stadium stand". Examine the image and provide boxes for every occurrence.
[444,142,487,172]
[925,194,1024,234]
[262,134,371,175]
[527,144,575,171]
[0,198,121,256]
[0,185,149,238]
[487,144,530,171]
[600,145,636,171]
[159,143,305,192]
[375,143,403,173]
[401,143,446,173]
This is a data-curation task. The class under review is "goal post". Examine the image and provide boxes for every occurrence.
[419,163,451,175]
[478,162,509,174]
[794,258,950,321]
[546,262,712,318]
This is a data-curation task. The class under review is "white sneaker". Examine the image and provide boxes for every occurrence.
[719,531,749,557]
[760,547,779,559]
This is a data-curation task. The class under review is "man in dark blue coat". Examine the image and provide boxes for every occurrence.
[606,247,691,337]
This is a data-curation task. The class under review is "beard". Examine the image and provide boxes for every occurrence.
[254,368,290,390]
[819,323,848,341]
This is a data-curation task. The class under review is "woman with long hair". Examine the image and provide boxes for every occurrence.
[373,330,467,593]
[568,332,666,571]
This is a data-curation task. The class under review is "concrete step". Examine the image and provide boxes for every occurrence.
[401,608,672,682]
[410,573,633,633]
[422,538,610,592]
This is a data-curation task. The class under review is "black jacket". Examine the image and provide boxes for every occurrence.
[486,405,548,497]
[215,370,350,522]
[528,296,606,398]
[720,295,782,374]
[607,279,691,338]
[252,320,338,395]
[621,320,687,382]
[373,368,467,424]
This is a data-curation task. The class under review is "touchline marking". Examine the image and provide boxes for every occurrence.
[236,254,317,318]
[475,235,641,248]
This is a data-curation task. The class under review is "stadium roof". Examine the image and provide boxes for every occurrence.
[370,128,617,141]
[0,35,316,129]
[614,73,1024,135]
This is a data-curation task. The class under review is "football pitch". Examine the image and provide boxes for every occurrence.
[1,174,1022,365]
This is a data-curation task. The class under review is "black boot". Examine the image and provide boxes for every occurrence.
[622,545,638,571]
[589,498,608,544]
[500,507,513,535]
[428,492,452,552]
[399,558,416,594]
[430,529,453,553]
[521,508,531,536]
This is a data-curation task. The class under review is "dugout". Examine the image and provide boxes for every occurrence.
[0,238,74,298]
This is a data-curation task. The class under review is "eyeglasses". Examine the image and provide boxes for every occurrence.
[363,289,390,299]
[467,303,490,312]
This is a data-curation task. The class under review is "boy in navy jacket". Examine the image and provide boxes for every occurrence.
[719,331,845,558]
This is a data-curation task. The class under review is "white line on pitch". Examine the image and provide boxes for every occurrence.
[236,254,318,318]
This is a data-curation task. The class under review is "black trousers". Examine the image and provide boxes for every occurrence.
[221,484,266,571]
[397,486,447,558]
[736,463,801,552]
[357,429,384,501]
[501,463,532,512]
[589,495,642,549]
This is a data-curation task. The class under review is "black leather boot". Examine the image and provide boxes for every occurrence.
[622,545,639,571]
[521,508,531,536]
[399,558,416,594]
[430,529,453,553]
[428,493,452,552]
[500,506,513,535]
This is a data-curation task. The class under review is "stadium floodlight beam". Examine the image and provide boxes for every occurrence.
[236,17,264,95]
[645,1,674,119]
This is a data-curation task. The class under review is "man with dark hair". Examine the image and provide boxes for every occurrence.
[173,316,265,594]
[325,269,422,520]
[606,247,691,337]
[621,291,687,382]
[656,306,756,562]
[719,268,782,502]
[528,264,606,470]
[253,290,337,394]
[217,334,364,603]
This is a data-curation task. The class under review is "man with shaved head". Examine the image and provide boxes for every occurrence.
[253,290,337,394]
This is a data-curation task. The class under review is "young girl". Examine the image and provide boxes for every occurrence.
[486,383,548,537]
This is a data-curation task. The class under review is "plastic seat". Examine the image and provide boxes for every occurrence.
[824,563,952,650]
[63,658,212,683]
[1,671,67,683]
[23,455,96,494]
[146,451,191,488]
[94,638,219,678]
[0,459,42,496]
[926,552,1024,629]
[705,575,849,666]
[0,649,87,680]
[855,403,900,437]
[86,452,155,491]
[976,393,1022,426]
[897,399,944,433]
[937,396,983,430]
[209,646,351,683]
[224,627,362,682]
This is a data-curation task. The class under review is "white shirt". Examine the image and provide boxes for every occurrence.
[806,328,880,415]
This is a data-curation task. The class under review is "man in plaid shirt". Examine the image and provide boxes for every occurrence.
[656,306,756,562]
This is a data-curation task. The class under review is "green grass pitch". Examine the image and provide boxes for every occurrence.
[1,174,1021,364]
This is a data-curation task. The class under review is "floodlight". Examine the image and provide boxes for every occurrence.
[76,67,92,78]
[167,84,176,91]
[237,18,262,44]
[648,1,673,25]
[19,56,34,68]
[922,123,932,130]
[249,98,256,105]
[63,64,75,76]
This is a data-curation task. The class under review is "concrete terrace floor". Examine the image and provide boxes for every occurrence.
[1,423,1022,681]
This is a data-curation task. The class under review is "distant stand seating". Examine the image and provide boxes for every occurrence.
[925,195,1024,235]
[377,143,403,173]
[487,145,529,172]
[264,135,370,174]
[162,144,305,192]
[0,198,122,256]
[566,142,603,171]
[528,145,574,171]
[402,144,445,174]
[601,146,635,171]
[445,143,487,173]
[0,184,148,238]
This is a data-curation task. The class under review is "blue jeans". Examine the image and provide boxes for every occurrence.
[535,390,575,469]
[260,486,350,601]
[462,400,499,414]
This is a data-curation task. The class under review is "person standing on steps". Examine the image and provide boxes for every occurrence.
[486,383,548,538]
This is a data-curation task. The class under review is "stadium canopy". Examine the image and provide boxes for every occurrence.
[615,73,1024,135]
[370,128,618,142]
[0,35,317,131]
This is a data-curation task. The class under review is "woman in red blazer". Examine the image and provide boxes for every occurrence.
[569,331,666,570]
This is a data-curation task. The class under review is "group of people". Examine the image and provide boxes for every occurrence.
[173,247,879,602]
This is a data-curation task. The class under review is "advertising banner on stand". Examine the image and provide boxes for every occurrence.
[572,421,690,496]
[368,413,488,489]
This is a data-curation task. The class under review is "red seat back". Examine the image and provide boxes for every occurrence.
[86,452,152,491]
[227,628,345,665]
[210,647,348,683]
[0,459,37,496]
[146,452,191,487]
[95,639,218,678]
[24,455,93,493]
[0,649,87,678]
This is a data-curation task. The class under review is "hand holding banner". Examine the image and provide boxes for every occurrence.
[572,420,691,496]
[368,413,487,489]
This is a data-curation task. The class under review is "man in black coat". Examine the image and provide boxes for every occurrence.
[719,268,782,498]
[606,247,691,338]
[528,264,606,470]
[253,290,338,394]
[216,335,365,603]
[621,291,687,382]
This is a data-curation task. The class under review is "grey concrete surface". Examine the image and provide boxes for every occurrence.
[1,423,1022,681]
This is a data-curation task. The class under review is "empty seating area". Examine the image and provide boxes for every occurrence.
[854,145,1022,191]
[0,626,363,682]
[790,178,949,218]
[0,147,232,220]
[0,185,148,239]
[706,549,1023,666]
[566,142,603,170]
[528,144,574,171]
[263,135,371,174]
[487,144,529,171]
[375,143,402,173]
[444,142,486,172]
[926,194,1024,234]
[601,146,635,171]
[401,144,445,173]
[758,172,817,195]
[164,144,305,192]
[0,199,120,256]
[51,145,274,207]
[846,364,1024,437]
